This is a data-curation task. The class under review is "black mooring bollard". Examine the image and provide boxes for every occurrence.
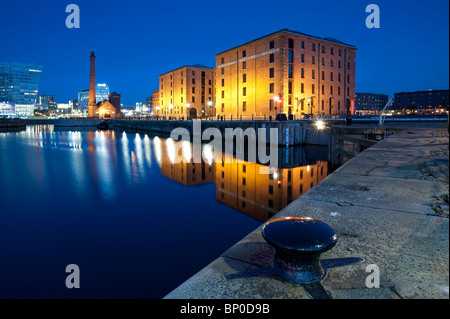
[261,217,338,283]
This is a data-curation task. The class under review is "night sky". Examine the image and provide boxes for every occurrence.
[0,0,448,106]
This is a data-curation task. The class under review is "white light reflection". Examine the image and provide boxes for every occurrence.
[166,138,176,164]
[95,131,115,200]
[143,134,152,166]
[153,136,162,167]
[202,144,214,165]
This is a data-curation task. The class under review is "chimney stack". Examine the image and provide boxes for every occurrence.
[88,51,97,118]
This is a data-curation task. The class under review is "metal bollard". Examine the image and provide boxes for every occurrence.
[261,217,338,283]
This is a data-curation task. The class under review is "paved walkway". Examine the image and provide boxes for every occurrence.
[165,126,449,299]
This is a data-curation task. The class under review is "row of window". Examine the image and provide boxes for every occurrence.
[218,53,350,75]
[161,70,208,81]
[219,37,348,64]
[161,78,212,89]
[165,87,213,95]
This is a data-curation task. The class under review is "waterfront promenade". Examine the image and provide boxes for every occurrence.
[165,124,449,299]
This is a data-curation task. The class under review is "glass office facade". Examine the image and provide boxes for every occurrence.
[0,63,43,117]
[78,84,110,111]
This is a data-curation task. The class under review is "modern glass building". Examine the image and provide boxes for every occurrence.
[0,62,43,117]
[38,95,56,111]
[77,83,110,111]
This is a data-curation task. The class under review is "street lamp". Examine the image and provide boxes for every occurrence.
[208,101,213,117]
[308,98,311,117]
[185,103,190,119]
[274,95,280,116]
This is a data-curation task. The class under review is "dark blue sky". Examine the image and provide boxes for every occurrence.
[0,0,448,106]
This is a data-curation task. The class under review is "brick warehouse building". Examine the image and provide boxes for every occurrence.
[214,29,356,119]
[156,65,214,118]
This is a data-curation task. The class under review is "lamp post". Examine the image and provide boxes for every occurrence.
[274,95,279,117]
[308,98,311,117]
[185,103,190,119]
[208,100,213,117]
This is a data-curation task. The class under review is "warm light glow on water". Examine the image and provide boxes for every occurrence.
[0,125,329,298]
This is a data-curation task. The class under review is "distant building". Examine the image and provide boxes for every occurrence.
[394,90,449,113]
[38,95,56,111]
[97,100,116,119]
[109,92,121,114]
[56,103,70,114]
[68,99,78,112]
[0,102,15,117]
[85,52,116,119]
[152,90,159,114]
[355,93,388,116]
[0,62,43,116]
[78,83,110,111]
[158,65,214,118]
[146,96,153,113]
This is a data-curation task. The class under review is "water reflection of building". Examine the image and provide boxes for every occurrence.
[156,137,328,221]
[215,161,327,221]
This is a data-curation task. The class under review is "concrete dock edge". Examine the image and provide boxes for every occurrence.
[164,126,449,299]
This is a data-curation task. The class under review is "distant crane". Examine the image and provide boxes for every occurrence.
[379,96,394,128]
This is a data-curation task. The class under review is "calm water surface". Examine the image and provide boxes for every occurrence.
[0,125,328,298]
